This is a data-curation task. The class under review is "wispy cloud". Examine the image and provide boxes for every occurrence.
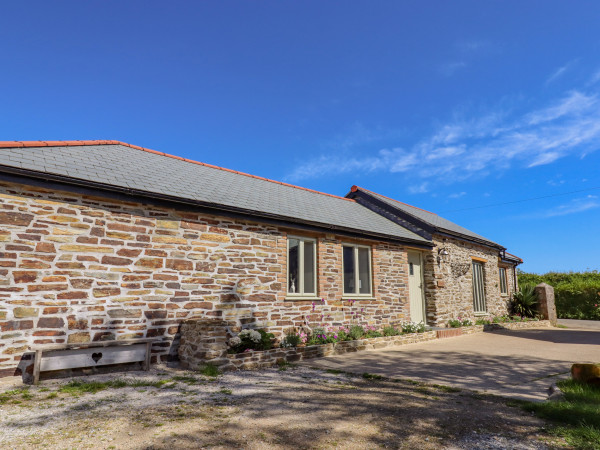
[285,76,600,191]
[455,40,491,53]
[439,61,467,77]
[545,196,600,217]
[587,68,600,85]
[409,182,429,194]
[448,192,466,199]
[545,60,577,85]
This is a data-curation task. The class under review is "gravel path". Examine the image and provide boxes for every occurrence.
[0,365,561,449]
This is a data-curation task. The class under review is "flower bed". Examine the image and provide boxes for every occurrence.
[223,320,552,371]
[224,330,438,371]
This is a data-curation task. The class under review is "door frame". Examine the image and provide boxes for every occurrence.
[408,251,427,324]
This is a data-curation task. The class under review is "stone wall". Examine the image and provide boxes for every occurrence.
[0,181,412,377]
[180,320,552,372]
[423,234,511,326]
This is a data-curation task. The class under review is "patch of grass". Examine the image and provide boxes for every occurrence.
[431,384,461,393]
[520,379,600,449]
[555,324,569,328]
[171,375,199,385]
[325,369,343,375]
[0,387,32,404]
[46,392,58,400]
[58,378,173,396]
[362,372,384,380]
[219,388,232,395]
[129,379,170,388]
[199,363,220,378]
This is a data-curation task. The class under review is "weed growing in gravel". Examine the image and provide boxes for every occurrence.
[219,388,232,395]
[362,373,383,380]
[199,363,220,378]
[277,360,290,371]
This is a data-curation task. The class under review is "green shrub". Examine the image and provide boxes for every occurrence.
[280,330,301,348]
[475,318,491,325]
[518,270,600,320]
[511,283,538,318]
[348,325,365,340]
[383,326,400,336]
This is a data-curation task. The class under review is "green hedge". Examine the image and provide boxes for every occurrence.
[518,271,600,320]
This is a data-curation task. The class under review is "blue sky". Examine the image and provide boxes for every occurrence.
[1,1,599,273]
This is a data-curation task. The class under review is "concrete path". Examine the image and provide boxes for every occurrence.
[303,327,600,401]
[558,318,600,330]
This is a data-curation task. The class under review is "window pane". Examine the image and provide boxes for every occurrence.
[303,241,315,294]
[358,247,371,294]
[499,267,507,294]
[343,246,355,293]
[288,239,299,293]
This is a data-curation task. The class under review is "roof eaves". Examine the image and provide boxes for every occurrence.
[0,163,432,248]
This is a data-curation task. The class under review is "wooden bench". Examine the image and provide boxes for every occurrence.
[32,338,156,385]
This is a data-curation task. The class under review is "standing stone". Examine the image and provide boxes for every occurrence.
[535,282,557,326]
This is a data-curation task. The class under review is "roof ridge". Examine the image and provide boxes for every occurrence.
[0,140,355,203]
[350,185,436,214]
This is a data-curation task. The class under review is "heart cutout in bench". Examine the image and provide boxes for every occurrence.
[91,352,103,364]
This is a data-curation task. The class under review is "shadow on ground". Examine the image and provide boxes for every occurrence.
[0,367,553,449]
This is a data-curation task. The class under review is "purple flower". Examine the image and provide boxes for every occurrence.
[312,302,315,311]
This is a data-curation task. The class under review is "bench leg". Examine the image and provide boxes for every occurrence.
[33,350,42,385]
[144,342,151,371]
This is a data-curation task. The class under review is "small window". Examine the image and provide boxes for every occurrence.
[343,244,372,296]
[287,237,317,296]
[499,267,508,294]
[409,262,414,276]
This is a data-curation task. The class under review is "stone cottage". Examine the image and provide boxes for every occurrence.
[0,140,521,378]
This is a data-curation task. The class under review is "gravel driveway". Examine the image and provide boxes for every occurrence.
[0,365,560,449]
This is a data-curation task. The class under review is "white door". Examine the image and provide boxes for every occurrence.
[408,251,425,323]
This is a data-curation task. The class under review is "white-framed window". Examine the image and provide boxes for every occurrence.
[499,267,508,294]
[342,244,372,296]
[287,236,317,297]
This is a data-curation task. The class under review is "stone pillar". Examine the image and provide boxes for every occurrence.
[535,283,557,326]
[178,318,232,370]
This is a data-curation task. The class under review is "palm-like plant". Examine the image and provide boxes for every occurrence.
[511,284,538,318]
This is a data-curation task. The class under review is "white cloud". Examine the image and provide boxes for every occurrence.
[285,77,600,191]
[545,196,600,217]
[448,192,466,199]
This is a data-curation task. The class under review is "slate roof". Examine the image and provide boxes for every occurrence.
[348,186,502,248]
[0,141,430,245]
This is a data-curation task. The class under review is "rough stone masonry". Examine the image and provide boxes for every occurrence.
[0,181,415,377]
